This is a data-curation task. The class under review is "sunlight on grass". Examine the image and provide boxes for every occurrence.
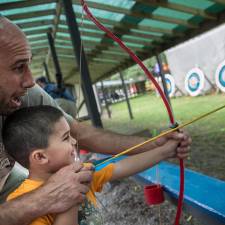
[102,93,225,180]
[102,93,225,136]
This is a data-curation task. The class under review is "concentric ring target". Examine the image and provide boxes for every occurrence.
[215,60,225,92]
[185,68,205,96]
[165,74,175,97]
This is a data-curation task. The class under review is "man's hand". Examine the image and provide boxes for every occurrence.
[40,162,93,214]
[155,129,191,159]
[0,163,93,225]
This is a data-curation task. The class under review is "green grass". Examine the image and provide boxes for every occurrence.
[102,93,225,180]
[103,93,225,134]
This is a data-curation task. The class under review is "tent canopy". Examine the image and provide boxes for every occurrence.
[1,0,225,84]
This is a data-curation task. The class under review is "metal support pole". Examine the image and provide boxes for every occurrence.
[62,0,103,128]
[175,84,185,96]
[101,81,111,118]
[43,62,51,82]
[119,72,134,120]
[156,55,171,105]
[47,32,63,90]
[205,75,217,91]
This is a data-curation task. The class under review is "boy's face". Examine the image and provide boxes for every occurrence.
[45,116,79,173]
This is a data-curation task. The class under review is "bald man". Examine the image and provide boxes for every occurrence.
[0,16,191,225]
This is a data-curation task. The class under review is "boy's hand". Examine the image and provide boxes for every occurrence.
[82,162,95,171]
[155,129,191,147]
[157,130,191,159]
[175,130,191,159]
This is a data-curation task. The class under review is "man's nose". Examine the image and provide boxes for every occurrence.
[22,67,35,88]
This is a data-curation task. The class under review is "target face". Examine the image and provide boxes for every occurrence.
[185,68,205,96]
[165,74,175,97]
[215,60,225,92]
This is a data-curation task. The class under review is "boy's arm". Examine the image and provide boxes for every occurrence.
[110,140,179,181]
[53,206,78,225]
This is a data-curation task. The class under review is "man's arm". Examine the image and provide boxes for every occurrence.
[0,192,43,225]
[28,84,191,156]
[0,163,92,225]
[70,120,191,156]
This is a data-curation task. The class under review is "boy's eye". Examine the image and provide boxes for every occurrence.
[63,135,70,141]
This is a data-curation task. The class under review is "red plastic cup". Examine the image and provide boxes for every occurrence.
[144,184,165,205]
[80,149,89,154]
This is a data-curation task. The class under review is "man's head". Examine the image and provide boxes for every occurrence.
[2,105,78,173]
[0,16,35,115]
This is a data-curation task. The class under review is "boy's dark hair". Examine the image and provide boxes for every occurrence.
[2,106,64,168]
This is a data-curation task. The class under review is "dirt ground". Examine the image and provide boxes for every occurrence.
[96,178,201,225]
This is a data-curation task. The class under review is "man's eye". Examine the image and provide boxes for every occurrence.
[14,64,25,73]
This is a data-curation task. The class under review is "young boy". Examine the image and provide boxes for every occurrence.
[3,106,186,225]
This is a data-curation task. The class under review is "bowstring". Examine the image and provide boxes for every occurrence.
[76,7,85,160]
[79,7,105,223]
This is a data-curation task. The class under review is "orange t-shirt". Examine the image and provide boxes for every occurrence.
[7,163,115,225]
[86,163,114,206]
[7,179,54,225]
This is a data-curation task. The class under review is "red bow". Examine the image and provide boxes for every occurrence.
[80,1,184,224]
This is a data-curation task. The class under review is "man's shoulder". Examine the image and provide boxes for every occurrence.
[28,84,45,95]
[22,84,45,106]
[21,84,74,123]
[22,84,56,107]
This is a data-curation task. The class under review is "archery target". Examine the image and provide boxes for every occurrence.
[185,68,205,96]
[215,60,225,92]
[165,74,175,97]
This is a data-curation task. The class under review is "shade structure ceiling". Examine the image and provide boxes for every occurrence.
[1,0,225,85]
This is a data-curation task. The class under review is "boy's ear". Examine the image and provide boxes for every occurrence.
[30,150,48,165]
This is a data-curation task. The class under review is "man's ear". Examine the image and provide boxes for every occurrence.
[30,150,48,165]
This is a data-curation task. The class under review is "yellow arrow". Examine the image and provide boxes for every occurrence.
[96,104,225,167]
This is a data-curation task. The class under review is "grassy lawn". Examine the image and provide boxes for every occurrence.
[102,93,225,180]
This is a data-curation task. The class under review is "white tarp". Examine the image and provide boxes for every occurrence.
[165,23,225,95]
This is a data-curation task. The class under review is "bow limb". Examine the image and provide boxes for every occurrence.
[81,1,184,224]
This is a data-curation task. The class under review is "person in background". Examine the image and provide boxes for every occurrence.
[36,76,75,102]
[36,76,77,118]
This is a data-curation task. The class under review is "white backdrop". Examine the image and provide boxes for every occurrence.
[165,23,225,95]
